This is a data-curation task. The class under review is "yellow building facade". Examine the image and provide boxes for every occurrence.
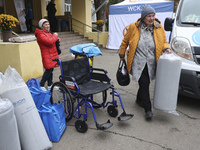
[1,0,108,81]
[0,41,43,82]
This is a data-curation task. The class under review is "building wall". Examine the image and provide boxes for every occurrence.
[4,0,20,32]
[0,42,43,82]
[40,0,47,19]
[71,0,92,32]
[55,0,62,16]
[85,0,92,29]
[85,32,108,47]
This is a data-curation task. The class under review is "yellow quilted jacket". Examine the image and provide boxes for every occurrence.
[119,18,169,73]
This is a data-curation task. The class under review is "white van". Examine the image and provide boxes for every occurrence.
[164,0,200,99]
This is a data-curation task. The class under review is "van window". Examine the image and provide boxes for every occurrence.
[179,0,200,25]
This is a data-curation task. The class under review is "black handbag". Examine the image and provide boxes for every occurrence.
[51,32,61,55]
[116,59,130,86]
[56,40,61,55]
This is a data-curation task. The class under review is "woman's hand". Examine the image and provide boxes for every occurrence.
[120,57,125,61]
[164,48,173,54]
[53,32,58,37]
[58,37,61,43]
[119,54,125,61]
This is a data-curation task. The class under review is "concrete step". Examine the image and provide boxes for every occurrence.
[60,40,93,54]
[60,37,93,45]
[58,32,94,50]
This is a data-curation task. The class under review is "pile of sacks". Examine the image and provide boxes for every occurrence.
[0,66,52,150]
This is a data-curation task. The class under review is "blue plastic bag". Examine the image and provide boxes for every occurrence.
[39,103,67,142]
[28,86,51,108]
[27,78,51,109]
[27,78,41,89]
[69,43,102,57]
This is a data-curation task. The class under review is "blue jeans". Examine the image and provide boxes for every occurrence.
[40,68,54,87]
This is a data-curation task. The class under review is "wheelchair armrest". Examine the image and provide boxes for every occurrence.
[91,67,108,74]
[90,68,110,83]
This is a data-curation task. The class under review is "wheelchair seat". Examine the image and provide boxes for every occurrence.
[78,81,111,95]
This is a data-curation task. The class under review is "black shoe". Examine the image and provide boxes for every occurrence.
[136,99,144,108]
[145,111,153,119]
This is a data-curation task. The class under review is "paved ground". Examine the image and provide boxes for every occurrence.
[39,48,200,150]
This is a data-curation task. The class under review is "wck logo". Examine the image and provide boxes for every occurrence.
[13,98,26,107]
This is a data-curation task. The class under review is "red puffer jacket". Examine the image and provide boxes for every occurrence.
[35,28,59,69]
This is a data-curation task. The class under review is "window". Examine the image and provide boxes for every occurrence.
[180,0,200,24]
[65,0,71,12]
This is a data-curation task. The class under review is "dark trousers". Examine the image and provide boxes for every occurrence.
[26,19,33,32]
[40,68,54,87]
[136,64,152,113]
[49,17,57,32]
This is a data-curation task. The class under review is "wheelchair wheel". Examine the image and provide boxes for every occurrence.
[92,90,107,108]
[107,105,118,117]
[50,82,74,121]
[75,120,88,133]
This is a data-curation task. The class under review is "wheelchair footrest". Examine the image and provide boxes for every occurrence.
[118,111,134,121]
[96,119,113,130]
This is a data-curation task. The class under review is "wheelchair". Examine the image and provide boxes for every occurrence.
[50,55,133,133]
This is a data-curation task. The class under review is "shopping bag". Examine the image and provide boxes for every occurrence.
[39,103,66,142]
[116,59,130,86]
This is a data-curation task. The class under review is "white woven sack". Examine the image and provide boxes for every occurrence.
[153,53,182,115]
[0,66,52,150]
[0,98,21,150]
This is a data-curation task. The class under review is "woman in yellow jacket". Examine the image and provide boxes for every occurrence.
[119,4,172,119]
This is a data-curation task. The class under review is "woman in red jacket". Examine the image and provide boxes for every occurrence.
[35,18,60,90]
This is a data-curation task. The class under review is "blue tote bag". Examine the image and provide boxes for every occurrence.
[27,78,66,142]
[39,103,67,142]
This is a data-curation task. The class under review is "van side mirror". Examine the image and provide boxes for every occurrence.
[164,17,174,32]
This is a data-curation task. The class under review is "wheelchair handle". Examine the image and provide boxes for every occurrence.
[53,58,60,65]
